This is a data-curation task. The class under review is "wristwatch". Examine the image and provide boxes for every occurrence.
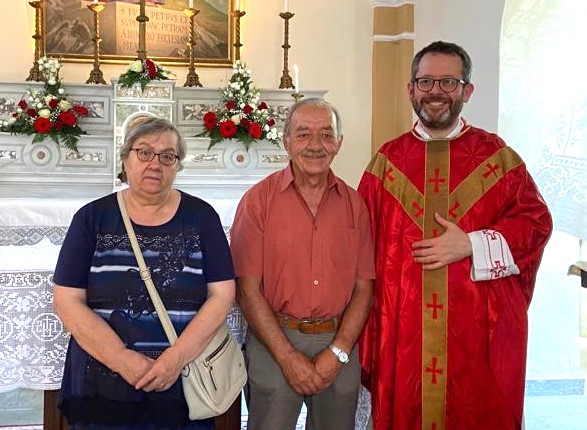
[328,344,350,364]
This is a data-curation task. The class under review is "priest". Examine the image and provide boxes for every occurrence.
[358,41,553,430]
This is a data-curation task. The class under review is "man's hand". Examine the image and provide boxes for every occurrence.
[279,349,326,395]
[412,212,472,270]
[312,348,342,392]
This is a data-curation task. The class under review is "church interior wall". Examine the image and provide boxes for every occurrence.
[0,0,373,187]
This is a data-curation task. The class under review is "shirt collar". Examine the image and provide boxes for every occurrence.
[279,162,342,195]
[414,117,467,140]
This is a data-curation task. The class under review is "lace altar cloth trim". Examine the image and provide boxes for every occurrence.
[0,227,68,246]
[0,270,68,392]
[0,226,230,247]
[0,269,247,393]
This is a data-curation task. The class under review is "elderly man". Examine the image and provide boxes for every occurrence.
[230,98,375,430]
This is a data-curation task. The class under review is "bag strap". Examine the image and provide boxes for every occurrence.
[116,191,179,344]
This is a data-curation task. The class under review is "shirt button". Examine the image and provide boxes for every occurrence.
[313,280,319,286]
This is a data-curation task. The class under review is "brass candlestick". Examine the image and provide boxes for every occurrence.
[278,12,294,89]
[26,0,45,82]
[137,0,148,60]
[86,2,107,85]
[183,8,203,87]
[232,9,246,61]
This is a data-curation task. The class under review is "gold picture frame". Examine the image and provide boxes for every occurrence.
[44,0,234,67]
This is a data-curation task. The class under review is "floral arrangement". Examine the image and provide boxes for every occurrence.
[118,58,173,91]
[0,57,88,152]
[198,60,280,150]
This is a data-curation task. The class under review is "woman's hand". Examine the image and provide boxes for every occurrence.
[115,349,155,387]
[135,346,183,392]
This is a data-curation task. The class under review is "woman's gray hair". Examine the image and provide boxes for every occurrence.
[118,115,187,183]
[283,98,342,139]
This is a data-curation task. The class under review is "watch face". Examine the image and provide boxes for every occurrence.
[339,352,349,363]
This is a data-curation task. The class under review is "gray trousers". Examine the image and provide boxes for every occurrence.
[244,328,361,430]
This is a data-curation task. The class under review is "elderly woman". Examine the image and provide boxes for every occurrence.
[53,115,235,429]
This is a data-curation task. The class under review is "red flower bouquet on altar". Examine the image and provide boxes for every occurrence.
[198,60,281,150]
[0,57,88,152]
[118,58,173,91]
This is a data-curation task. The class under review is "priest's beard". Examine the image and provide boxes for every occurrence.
[412,95,464,131]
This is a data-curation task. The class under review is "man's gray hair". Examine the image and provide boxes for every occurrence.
[283,98,342,138]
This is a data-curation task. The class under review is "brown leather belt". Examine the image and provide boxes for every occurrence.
[276,314,338,334]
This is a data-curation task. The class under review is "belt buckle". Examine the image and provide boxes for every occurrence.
[299,318,316,334]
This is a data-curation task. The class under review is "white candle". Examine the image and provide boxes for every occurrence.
[284,0,289,12]
[293,64,300,92]
[189,0,194,8]
[235,0,240,10]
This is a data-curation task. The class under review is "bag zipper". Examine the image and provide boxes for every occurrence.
[203,333,231,391]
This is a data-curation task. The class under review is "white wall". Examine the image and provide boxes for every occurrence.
[0,0,372,187]
[414,0,506,133]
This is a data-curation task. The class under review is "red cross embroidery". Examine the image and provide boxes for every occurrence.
[490,260,506,279]
[425,357,443,384]
[426,293,443,320]
[412,202,424,218]
[428,168,446,193]
[448,202,460,219]
[384,167,395,182]
[483,229,500,240]
[482,162,500,178]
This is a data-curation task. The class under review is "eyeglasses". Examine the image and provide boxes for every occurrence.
[413,77,467,93]
[130,148,179,166]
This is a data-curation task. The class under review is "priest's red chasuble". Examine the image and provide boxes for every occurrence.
[358,126,552,430]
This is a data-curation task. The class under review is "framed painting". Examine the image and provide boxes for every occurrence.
[44,0,234,67]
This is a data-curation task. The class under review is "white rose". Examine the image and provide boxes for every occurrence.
[129,60,143,72]
[36,102,43,109]
[8,117,16,124]
[47,78,56,86]
[16,108,22,114]
[58,88,65,94]
[59,100,71,111]
[231,114,241,125]
[38,108,51,118]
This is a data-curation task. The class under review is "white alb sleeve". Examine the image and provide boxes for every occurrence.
[468,229,520,281]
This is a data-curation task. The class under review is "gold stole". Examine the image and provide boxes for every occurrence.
[365,134,524,430]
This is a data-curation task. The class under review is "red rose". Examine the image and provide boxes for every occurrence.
[267,118,276,127]
[240,118,250,127]
[54,120,64,130]
[49,99,59,109]
[27,108,37,117]
[145,59,158,79]
[73,105,89,116]
[18,100,27,109]
[59,111,76,126]
[225,101,236,110]
[243,104,253,115]
[34,117,52,133]
[258,102,268,110]
[218,120,237,138]
[248,122,262,139]
[203,111,218,130]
